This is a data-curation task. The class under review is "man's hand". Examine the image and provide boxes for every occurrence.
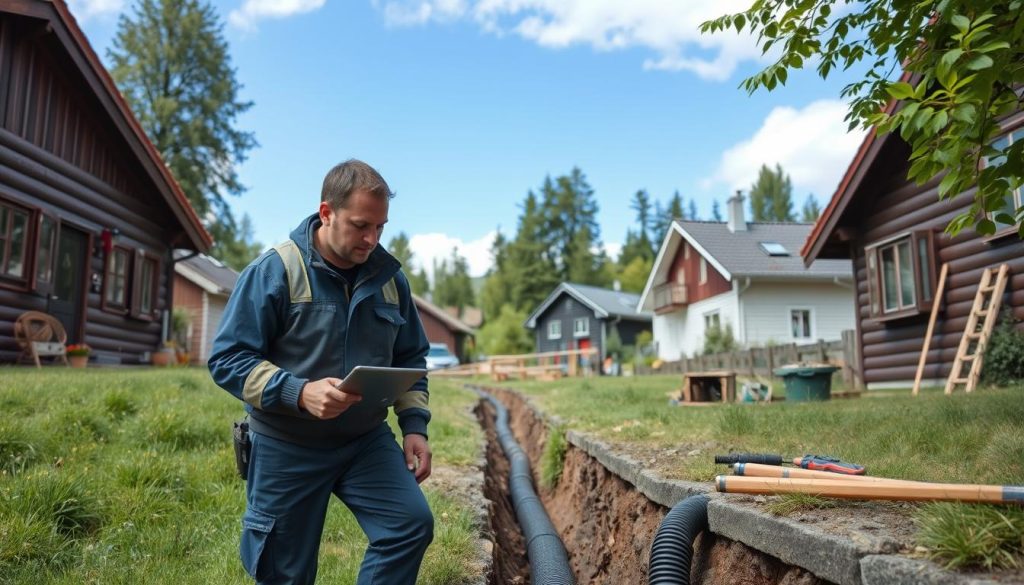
[403,434,432,484]
[298,378,361,419]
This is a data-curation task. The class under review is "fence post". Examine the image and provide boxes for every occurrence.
[766,345,775,376]
[818,339,828,363]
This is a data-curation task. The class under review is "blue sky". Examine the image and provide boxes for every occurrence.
[70,0,868,278]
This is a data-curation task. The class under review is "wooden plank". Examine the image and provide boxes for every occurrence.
[913,263,948,396]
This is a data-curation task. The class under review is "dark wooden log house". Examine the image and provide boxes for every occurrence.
[803,99,1023,387]
[0,0,212,364]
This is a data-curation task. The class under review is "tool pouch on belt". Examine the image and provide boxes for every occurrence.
[232,419,252,481]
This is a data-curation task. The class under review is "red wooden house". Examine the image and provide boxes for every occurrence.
[0,0,211,364]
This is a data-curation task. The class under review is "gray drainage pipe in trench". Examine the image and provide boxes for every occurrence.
[648,494,709,584]
[475,388,576,585]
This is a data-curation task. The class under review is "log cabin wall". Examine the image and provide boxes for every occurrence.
[848,137,1024,385]
[0,15,182,364]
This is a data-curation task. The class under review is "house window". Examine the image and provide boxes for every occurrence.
[704,311,720,330]
[548,320,562,340]
[985,127,1023,231]
[865,231,936,318]
[34,214,57,290]
[0,202,30,282]
[699,257,707,284]
[573,317,589,337]
[790,309,812,340]
[104,247,131,310]
[131,252,159,320]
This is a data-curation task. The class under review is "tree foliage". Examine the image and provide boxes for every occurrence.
[801,194,822,222]
[109,0,260,264]
[620,190,656,267]
[712,199,724,221]
[387,232,429,296]
[702,0,1024,237]
[476,305,533,356]
[432,248,475,311]
[749,163,795,221]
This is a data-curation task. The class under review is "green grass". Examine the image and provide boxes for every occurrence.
[539,424,567,490]
[488,374,1024,568]
[0,367,484,584]
[765,493,839,517]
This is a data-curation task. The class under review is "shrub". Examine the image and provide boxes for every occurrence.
[982,310,1024,386]
[703,323,737,355]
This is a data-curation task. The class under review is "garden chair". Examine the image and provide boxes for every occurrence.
[13,311,69,368]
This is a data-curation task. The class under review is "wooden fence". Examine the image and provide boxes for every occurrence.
[430,348,599,381]
[635,330,863,390]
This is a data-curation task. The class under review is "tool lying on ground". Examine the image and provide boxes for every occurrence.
[714,453,866,475]
[715,475,1024,505]
[732,462,920,485]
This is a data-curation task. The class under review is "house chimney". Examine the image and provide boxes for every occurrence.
[727,190,747,233]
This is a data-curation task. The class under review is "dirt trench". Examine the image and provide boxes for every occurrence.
[476,386,830,585]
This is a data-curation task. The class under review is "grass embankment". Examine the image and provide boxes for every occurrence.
[491,374,1024,569]
[0,368,483,584]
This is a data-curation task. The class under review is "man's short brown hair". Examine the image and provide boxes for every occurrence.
[321,159,395,208]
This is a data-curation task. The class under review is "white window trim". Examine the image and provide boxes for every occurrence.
[573,317,589,337]
[703,310,720,330]
[877,237,916,314]
[788,307,815,341]
[547,320,562,340]
[699,257,707,284]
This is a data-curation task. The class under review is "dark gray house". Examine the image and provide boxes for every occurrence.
[524,283,652,363]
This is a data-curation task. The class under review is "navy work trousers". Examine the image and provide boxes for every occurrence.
[240,424,433,585]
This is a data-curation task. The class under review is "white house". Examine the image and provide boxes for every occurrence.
[637,194,857,360]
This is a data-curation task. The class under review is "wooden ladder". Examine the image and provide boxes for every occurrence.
[944,264,1010,394]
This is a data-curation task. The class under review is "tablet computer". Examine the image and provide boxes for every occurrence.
[337,366,427,408]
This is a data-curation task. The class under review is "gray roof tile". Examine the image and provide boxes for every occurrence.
[677,221,852,278]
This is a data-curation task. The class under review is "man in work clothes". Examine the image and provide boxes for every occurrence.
[209,159,433,585]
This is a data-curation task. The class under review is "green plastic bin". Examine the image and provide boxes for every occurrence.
[773,365,838,402]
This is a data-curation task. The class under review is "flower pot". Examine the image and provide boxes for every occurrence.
[151,350,173,367]
[69,354,89,368]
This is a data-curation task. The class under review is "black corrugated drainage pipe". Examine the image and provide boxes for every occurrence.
[648,494,709,584]
[474,387,576,585]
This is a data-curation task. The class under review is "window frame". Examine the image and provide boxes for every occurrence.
[699,257,708,284]
[864,230,936,321]
[704,311,720,330]
[102,245,132,313]
[130,250,160,321]
[32,212,59,296]
[573,317,589,337]
[789,307,814,341]
[0,198,33,287]
[547,319,562,340]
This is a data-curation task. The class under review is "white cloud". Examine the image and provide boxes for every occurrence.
[374,0,763,80]
[407,231,496,280]
[229,0,326,30]
[67,0,124,19]
[704,99,867,202]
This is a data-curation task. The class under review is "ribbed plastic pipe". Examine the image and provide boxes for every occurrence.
[474,387,576,585]
[648,494,709,584]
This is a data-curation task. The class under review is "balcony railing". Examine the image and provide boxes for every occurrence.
[653,282,688,312]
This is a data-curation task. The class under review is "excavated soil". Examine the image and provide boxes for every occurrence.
[477,386,830,585]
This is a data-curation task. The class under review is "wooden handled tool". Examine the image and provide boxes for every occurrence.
[733,463,922,485]
[716,475,1024,505]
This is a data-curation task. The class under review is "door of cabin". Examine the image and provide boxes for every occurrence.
[48,225,88,342]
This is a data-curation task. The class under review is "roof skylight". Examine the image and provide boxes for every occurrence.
[759,242,790,256]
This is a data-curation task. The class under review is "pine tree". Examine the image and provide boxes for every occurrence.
[208,214,262,271]
[801,194,822,223]
[432,248,475,311]
[387,232,413,268]
[687,199,699,221]
[619,190,656,267]
[109,0,257,266]
[749,164,795,222]
[653,191,685,246]
[506,192,559,312]
[542,168,606,286]
[712,199,723,222]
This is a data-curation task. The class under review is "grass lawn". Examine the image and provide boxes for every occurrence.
[487,374,1024,569]
[0,368,483,584]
